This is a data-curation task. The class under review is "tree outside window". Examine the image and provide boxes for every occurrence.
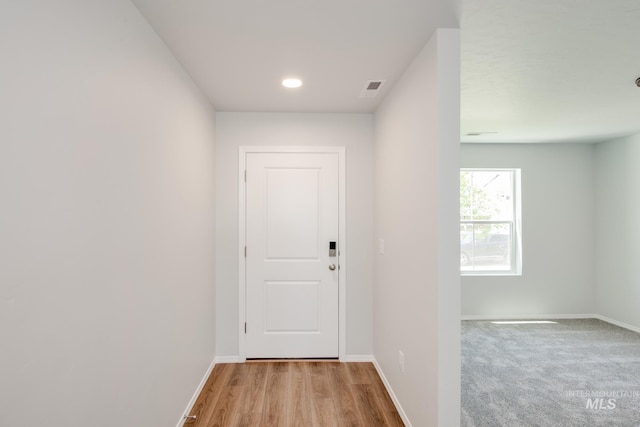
[460,169,521,275]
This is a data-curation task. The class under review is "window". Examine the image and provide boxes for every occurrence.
[460,169,521,275]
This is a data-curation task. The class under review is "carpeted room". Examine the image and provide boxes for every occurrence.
[462,319,640,427]
[460,139,640,426]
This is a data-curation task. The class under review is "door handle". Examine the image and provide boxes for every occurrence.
[329,264,336,271]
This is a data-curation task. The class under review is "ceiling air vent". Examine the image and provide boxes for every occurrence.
[466,132,498,136]
[360,80,386,98]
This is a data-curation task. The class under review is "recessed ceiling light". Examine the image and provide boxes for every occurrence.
[282,78,302,88]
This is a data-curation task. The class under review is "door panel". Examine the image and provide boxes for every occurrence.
[264,281,319,332]
[245,152,339,358]
[265,168,319,259]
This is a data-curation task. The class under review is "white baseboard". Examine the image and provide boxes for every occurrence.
[461,313,596,321]
[344,355,374,362]
[594,314,640,334]
[372,357,412,427]
[461,313,640,334]
[175,357,217,427]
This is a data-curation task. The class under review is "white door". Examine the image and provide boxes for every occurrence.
[245,152,339,358]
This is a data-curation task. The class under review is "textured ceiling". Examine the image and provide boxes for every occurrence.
[461,0,640,143]
[132,0,640,143]
[131,0,459,113]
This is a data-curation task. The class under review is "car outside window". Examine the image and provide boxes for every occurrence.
[460,169,521,275]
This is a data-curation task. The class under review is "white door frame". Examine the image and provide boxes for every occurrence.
[238,146,346,362]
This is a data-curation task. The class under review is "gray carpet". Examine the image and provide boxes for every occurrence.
[462,319,640,427]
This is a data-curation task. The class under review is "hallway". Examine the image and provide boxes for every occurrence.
[185,362,404,426]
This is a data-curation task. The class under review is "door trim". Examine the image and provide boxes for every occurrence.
[238,146,346,362]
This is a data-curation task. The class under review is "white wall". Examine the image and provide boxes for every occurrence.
[0,2,216,426]
[215,113,374,357]
[461,143,596,317]
[373,29,460,427]
[595,133,640,329]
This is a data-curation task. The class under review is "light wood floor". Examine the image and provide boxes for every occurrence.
[184,361,405,427]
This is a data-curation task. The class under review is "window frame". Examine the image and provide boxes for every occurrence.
[460,168,522,276]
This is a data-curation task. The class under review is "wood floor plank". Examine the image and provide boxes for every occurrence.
[346,362,370,385]
[208,385,243,426]
[309,361,332,398]
[260,368,288,426]
[234,411,262,427]
[388,410,406,427]
[327,363,364,426]
[363,364,406,427]
[227,362,249,386]
[236,362,268,416]
[271,360,289,373]
[185,361,404,427]
[286,362,313,427]
[310,396,339,426]
[185,363,234,426]
[353,383,388,426]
